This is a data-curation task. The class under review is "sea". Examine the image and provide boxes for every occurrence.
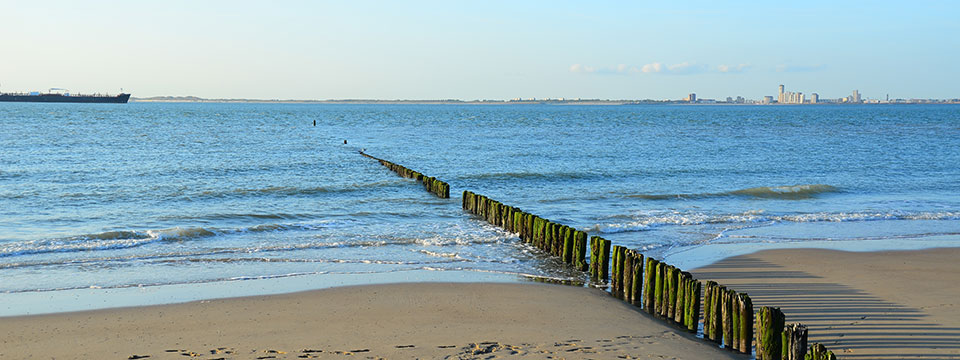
[2,102,959,315]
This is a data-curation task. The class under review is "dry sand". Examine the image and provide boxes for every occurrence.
[5,247,956,359]
[692,247,960,359]
[0,282,739,360]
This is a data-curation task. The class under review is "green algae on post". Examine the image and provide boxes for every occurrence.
[630,252,643,306]
[757,306,785,360]
[687,280,701,333]
[589,236,611,283]
[361,152,450,198]
[739,293,753,354]
[783,323,808,360]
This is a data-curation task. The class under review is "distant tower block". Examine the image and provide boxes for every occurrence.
[810,93,819,104]
[687,93,697,102]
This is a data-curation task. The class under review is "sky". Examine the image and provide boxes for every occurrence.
[1,1,958,100]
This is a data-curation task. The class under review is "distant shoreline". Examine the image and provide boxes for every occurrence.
[132,97,960,105]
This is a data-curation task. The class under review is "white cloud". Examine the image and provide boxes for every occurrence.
[641,62,663,73]
[572,61,739,75]
[569,64,597,73]
[718,63,752,73]
[666,62,708,75]
[570,63,637,75]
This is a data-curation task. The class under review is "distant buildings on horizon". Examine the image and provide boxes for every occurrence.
[680,85,956,105]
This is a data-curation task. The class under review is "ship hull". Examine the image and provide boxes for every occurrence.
[0,93,130,103]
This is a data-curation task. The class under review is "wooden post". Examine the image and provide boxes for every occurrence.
[674,273,686,324]
[573,230,587,271]
[722,289,734,349]
[622,251,634,301]
[666,266,677,319]
[610,246,622,296]
[644,258,657,312]
[688,280,701,333]
[602,237,612,283]
[544,221,552,253]
[703,282,714,340]
[554,224,563,257]
[783,323,808,360]
[499,204,508,230]
[756,306,785,360]
[513,211,521,235]
[709,284,725,343]
[631,252,643,306]
[809,343,829,360]
[732,291,741,352]
[589,236,611,283]
[653,262,664,315]
[560,227,572,263]
[739,293,753,354]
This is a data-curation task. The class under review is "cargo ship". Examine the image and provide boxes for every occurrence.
[0,88,130,103]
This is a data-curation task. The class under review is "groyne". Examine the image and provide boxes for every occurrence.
[362,159,839,359]
[461,190,839,359]
[360,152,450,198]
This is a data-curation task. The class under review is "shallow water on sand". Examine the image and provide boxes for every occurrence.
[1,103,958,313]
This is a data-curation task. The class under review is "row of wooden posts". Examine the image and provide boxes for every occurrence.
[355,160,839,360]
[461,190,599,274]
[460,190,838,359]
[360,153,450,198]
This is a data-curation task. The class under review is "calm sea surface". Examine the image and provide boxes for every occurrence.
[2,103,959,314]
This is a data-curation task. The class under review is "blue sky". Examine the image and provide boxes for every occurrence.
[1,1,957,100]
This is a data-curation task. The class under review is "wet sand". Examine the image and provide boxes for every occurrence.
[0,282,739,360]
[692,247,960,359]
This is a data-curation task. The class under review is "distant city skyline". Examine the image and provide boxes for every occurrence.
[1,1,958,100]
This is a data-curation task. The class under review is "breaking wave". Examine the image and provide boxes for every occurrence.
[455,171,594,181]
[627,184,840,200]
[591,210,960,234]
[0,222,330,258]
[0,221,511,259]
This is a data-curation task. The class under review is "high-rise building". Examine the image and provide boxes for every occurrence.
[762,96,774,104]
[687,93,697,102]
[853,90,861,103]
[777,85,808,104]
[810,93,819,104]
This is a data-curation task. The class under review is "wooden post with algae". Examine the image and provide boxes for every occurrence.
[757,306,785,360]
[738,293,753,354]
[631,251,643,306]
[783,323,808,360]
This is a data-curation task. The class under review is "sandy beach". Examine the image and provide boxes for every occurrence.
[692,247,960,359]
[0,282,739,360]
[3,247,957,359]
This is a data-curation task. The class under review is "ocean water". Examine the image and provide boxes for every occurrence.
[2,102,959,314]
